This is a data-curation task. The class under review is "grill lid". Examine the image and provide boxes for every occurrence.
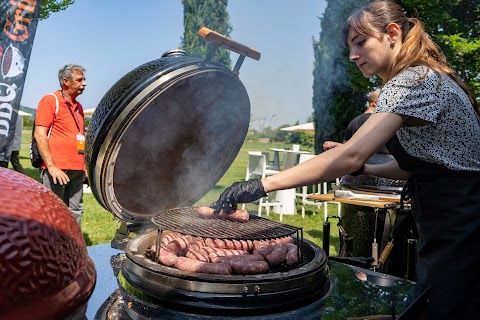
[152,207,300,240]
[85,28,260,222]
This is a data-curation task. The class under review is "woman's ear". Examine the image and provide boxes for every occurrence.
[386,23,401,43]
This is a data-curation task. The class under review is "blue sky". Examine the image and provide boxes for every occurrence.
[21,0,327,130]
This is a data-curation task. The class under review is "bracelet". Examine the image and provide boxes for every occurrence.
[350,165,365,176]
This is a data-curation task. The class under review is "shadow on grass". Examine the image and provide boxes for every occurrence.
[210,184,226,191]
[23,167,42,182]
[83,232,93,246]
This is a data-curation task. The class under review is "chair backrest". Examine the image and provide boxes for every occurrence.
[299,153,316,164]
[298,154,322,195]
[261,151,271,163]
[246,154,267,180]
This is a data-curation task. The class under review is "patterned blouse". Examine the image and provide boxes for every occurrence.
[374,66,480,172]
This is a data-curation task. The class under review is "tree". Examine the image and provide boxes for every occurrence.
[40,0,75,20]
[181,0,233,68]
[401,0,480,96]
[312,0,370,154]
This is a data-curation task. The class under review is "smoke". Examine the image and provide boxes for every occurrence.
[312,0,370,149]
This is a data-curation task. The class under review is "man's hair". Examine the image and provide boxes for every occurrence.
[58,64,86,87]
[367,89,380,104]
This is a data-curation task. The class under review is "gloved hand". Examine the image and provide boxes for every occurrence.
[210,179,267,213]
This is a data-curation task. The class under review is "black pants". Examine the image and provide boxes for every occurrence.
[0,151,25,174]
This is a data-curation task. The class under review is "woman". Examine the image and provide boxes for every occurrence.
[211,1,480,318]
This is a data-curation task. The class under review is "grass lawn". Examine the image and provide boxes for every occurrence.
[13,131,340,254]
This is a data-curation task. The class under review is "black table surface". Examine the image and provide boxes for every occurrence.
[85,243,429,320]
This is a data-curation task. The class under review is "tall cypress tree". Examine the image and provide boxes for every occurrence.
[312,0,372,154]
[181,0,232,68]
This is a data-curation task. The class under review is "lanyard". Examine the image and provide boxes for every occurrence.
[60,91,81,133]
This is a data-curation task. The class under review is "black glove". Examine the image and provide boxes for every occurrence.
[210,179,267,213]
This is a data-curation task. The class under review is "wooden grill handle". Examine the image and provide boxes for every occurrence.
[197,27,261,61]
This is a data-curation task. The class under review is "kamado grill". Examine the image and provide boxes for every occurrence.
[83,28,429,320]
[118,210,330,318]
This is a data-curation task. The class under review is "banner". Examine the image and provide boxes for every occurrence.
[0,0,43,162]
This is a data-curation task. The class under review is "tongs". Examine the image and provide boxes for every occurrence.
[334,190,400,202]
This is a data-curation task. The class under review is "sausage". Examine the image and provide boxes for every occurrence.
[160,231,182,246]
[273,236,294,244]
[285,243,299,266]
[197,207,249,223]
[254,243,275,258]
[232,239,243,250]
[206,238,250,253]
[216,209,250,223]
[197,206,215,218]
[225,259,270,275]
[214,238,227,249]
[224,239,235,250]
[265,243,288,266]
[158,246,178,267]
[186,249,209,262]
[204,238,216,248]
[209,247,249,256]
[165,235,195,256]
[246,240,255,252]
[253,240,271,250]
[237,240,248,251]
[189,240,205,252]
[199,246,215,256]
[175,257,232,275]
[210,253,266,264]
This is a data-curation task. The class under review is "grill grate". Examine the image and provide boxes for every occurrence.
[151,207,300,240]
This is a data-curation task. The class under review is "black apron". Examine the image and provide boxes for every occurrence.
[388,135,480,319]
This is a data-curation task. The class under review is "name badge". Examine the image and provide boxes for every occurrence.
[77,133,85,154]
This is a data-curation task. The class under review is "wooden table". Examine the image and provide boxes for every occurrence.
[307,193,397,209]
[309,193,401,270]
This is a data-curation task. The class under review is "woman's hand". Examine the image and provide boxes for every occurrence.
[210,179,267,213]
[323,141,343,150]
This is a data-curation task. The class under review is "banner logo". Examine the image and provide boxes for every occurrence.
[1,44,25,79]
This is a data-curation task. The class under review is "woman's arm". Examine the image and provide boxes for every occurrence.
[364,160,411,180]
[262,112,406,193]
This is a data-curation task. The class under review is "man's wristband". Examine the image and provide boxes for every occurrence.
[350,165,365,176]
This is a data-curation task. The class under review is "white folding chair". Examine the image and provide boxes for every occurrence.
[296,154,341,220]
[262,151,279,170]
[242,153,282,217]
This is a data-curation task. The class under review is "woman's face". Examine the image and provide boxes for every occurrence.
[346,27,399,80]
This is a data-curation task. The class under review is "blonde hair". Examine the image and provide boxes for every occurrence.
[343,0,479,115]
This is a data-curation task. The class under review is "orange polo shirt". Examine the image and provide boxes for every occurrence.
[36,90,85,170]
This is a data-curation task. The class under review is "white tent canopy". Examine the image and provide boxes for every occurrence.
[280,122,314,135]
[18,110,33,117]
[84,108,96,117]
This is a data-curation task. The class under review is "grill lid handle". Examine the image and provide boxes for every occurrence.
[198,27,261,61]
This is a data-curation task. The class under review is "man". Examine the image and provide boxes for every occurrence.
[34,64,87,225]
[323,89,382,151]
[0,113,25,173]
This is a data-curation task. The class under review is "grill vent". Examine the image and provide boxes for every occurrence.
[151,207,300,240]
